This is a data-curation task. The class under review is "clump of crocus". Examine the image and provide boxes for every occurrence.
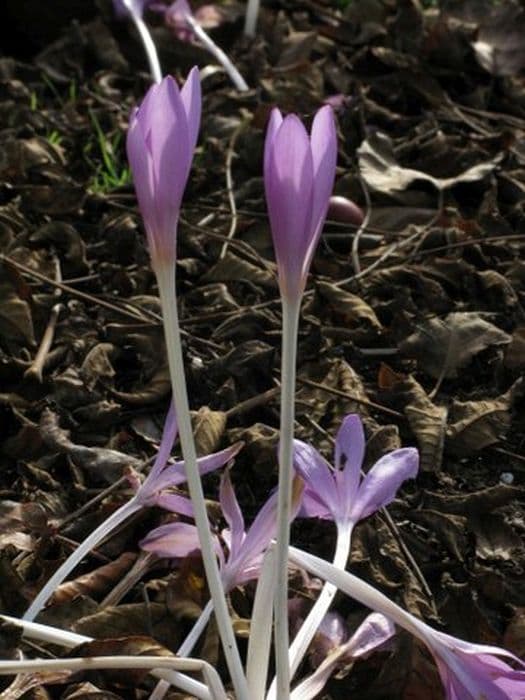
[263,104,337,700]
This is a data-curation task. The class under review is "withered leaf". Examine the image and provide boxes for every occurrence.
[73,604,183,653]
[52,552,137,607]
[358,131,501,194]
[69,636,173,687]
[446,394,511,455]
[201,251,276,288]
[470,513,523,562]
[315,281,382,329]
[472,4,525,76]
[191,406,226,456]
[399,313,511,379]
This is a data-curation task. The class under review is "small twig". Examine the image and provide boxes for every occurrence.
[297,377,403,419]
[225,387,280,418]
[350,176,372,275]
[219,120,247,259]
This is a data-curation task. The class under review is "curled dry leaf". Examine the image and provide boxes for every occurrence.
[52,552,138,607]
[399,312,511,379]
[201,251,276,289]
[191,406,227,456]
[472,3,525,76]
[69,636,174,687]
[358,131,501,194]
[40,408,141,482]
[315,281,382,330]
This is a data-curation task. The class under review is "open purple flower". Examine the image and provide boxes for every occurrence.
[294,414,418,530]
[141,471,302,592]
[126,70,201,269]
[423,629,525,700]
[264,106,337,301]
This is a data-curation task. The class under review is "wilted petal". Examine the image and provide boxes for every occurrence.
[219,470,245,560]
[293,440,338,519]
[292,612,394,700]
[350,447,419,523]
[153,492,194,518]
[309,612,348,667]
[333,414,364,519]
[140,522,205,558]
[141,402,178,491]
[153,442,243,492]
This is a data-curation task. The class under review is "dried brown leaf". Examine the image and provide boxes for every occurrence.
[399,313,511,379]
[191,406,226,456]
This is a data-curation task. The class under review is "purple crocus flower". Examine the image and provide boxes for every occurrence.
[422,629,525,700]
[126,70,201,270]
[141,471,302,591]
[291,612,395,700]
[264,106,337,301]
[294,414,419,530]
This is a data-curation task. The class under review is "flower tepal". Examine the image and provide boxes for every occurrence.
[126,70,201,269]
[264,106,337,301]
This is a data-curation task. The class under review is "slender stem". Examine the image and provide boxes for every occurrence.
[288,546,425,640]
[2,616,214,700]
[273,298,301,700]
[155,262,249,700]
[149,599,215,700]
[247,544,276,700]
[23,499,142,621]
[126,4,163,84]
[267,524,352,700]
[185,15,249,92]
[244,0,260,37]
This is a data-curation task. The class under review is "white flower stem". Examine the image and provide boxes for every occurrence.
[1,616,217,700]
[128,10,163,84]
[244,0,260,37]
[147,600,215,700]
[23,499,142,622]
[273,298,301,700]
[247,544,277,700]
[155,262,249,700]
[185,15,249,92]
[267,524,352,700]
[288,546,425,640]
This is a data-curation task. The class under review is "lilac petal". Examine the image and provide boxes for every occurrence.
[349,447,419,523]
[293,440,339,519]
[309,612,348,667]
[142,402,178,489]
[307,105,337,262]
[219,470,245,560]
[333,414,365,518]
[343,613,395,660]
[152,492,194,518]
[148,77,191,237]
[292,612,394,700]
[180,66,201,153]
[140,522,204,558]
[265,115,314,298]
[126,111,157,249]
[153,442,243,492]
[263,108,283,176]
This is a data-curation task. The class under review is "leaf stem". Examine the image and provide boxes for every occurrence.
[23,499,141,622]
[273,298,301,700]
[155,262,249,700]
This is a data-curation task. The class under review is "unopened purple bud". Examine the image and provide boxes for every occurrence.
[327,195,365,226]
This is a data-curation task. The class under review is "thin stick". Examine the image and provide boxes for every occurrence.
[219,120,246,259]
